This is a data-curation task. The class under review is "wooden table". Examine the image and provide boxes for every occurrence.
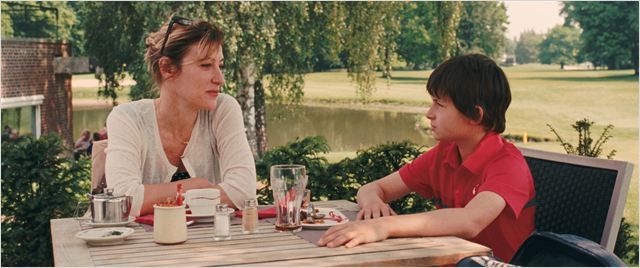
[51,200,491,266]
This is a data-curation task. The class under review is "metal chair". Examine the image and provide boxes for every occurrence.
[457,147,633,266]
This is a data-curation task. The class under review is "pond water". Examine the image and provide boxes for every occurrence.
[73,104,435,152]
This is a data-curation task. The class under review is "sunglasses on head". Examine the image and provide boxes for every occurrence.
[160,15,193,56]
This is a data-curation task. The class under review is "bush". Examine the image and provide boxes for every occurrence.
[256,136,434,214]
[1,134,91,266]
[615,217,639,266]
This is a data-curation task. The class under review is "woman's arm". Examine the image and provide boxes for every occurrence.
[105,106,148,216]
[213,96,257,209]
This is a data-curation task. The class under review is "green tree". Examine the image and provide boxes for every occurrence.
[1,1,83,54]
[562,2,639,74]
[429,1,462,66]
[76,2,146,104]
[538,25,581,69]
[456,2,508,59]
[396,2,433,70]
[503,37,517,58]
[515,30,544,64]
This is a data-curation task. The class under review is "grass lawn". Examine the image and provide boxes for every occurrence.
[300,64,639,228]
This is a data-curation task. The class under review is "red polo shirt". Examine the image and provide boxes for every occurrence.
[399,132,535,262]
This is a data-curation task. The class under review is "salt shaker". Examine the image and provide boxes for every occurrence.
[214,203,231,241]
[242,199,259,234]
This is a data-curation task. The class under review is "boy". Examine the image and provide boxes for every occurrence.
[318,54,535,262]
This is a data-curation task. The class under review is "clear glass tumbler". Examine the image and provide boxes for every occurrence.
[270,164,308,232]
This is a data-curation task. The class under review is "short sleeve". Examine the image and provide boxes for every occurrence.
[399,147,438,198]
[477,154,533,218]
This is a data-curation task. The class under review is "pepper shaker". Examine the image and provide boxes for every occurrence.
[242,199,259,234]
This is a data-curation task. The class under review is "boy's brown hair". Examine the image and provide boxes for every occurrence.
[427,54,511,133]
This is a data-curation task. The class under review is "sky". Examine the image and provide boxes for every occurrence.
[504,1,565,40]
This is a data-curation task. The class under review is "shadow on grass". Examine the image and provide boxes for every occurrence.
[386,76,428,82]
[527,74,638,83]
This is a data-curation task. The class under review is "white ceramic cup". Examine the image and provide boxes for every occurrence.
[153,204,187,244]
[185,188,220,215]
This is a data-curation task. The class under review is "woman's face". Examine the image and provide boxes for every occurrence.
[169,43,225,110]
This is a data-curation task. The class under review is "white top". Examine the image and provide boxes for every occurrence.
[105,94,256,216]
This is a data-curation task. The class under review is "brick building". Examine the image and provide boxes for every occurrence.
[1,38,74,147]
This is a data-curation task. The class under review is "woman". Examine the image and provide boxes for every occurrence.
[105,16,256,216]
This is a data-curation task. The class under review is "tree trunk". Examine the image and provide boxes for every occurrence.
[254,80,268,158]
[236,59,259,159]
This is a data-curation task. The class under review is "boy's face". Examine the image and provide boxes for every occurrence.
[425,95,479,142]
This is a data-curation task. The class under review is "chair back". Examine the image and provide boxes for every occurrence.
[91,140,108,194]
[518,147,633,252]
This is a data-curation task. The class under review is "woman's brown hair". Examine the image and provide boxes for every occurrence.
[145,16,224,86]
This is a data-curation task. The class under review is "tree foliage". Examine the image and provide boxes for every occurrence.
[1,1,83,54]
[456,2,508,59]
[561,2,639,74]
[538,25,581,69]
[515,30,544,64]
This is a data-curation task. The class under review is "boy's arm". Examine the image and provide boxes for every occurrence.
[319,191,505,248]
[356,171,412,220]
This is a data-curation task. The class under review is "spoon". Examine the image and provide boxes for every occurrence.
[308,204,325,219]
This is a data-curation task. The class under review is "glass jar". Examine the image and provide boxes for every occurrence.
[242,199,259,234]
[214,203,231,241]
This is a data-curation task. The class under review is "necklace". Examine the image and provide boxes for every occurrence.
[180,139,189,145]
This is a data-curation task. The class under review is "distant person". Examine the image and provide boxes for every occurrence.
[74,129,92,159]
[318,54,536,262]
[105,15,256,217]
[87,132,102,156]
[98,122,108,140]
[2,125,12,140]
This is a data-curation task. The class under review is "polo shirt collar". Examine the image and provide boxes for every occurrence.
[462,132,504,175]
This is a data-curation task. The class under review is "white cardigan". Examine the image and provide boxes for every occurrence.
[105,94,256,216]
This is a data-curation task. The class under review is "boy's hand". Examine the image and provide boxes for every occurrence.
[355,171,409,220]
[356,201,397,220]
[317,218,390,248]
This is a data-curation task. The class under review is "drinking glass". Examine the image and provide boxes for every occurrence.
[270,165,308,232]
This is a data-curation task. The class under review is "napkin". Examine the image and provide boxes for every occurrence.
[233,207,277,219]
[135,211,194,226]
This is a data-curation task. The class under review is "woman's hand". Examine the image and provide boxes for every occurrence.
[317,218,391,248]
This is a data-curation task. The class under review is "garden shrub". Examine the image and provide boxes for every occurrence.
[256,136,434,214]
[1,134,91,266]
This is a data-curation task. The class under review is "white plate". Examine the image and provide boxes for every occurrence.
[86,216,136,228]
[75,227,135,246]
[302,208,350,230]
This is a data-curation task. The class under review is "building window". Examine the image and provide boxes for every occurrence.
[1,95,44,141]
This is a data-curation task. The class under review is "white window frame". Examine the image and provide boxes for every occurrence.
[1,95,45,138]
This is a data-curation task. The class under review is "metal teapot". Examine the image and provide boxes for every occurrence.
[88,188,133,223]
